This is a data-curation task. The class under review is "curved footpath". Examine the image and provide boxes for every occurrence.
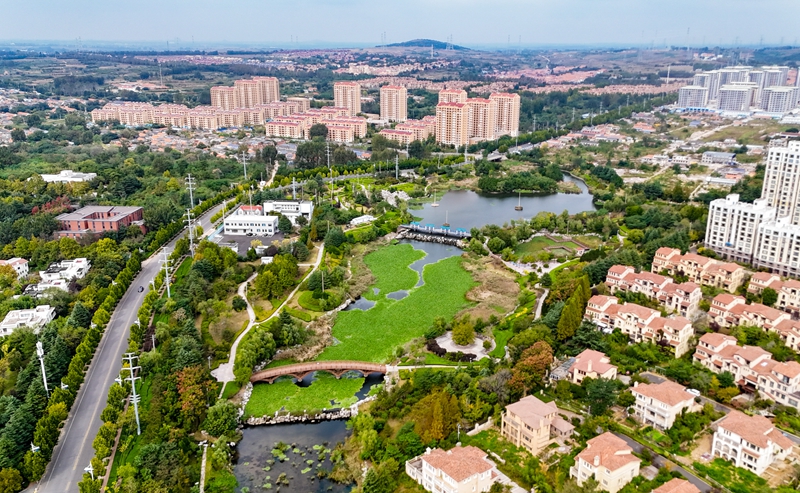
[212,243,325,391]
[31,200,231,493]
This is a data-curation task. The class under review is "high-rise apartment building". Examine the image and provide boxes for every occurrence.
[706,141,800,277]
[438,89,467,104]
[253,76,281,103]
[705,194,777,264]
[210,86,239,110]
[490,92,521,137]
[234,80,261,108]
[435,102,468,147]
[333,82,362,116]
[465,98,497,141]
[379,85,407,122]
[761,140,800,222]
[678,86,709,108]
[760,87,800,113]
[763,66,790,87]
[717,84,754,112]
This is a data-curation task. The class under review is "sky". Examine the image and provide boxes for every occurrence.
[1,0,799,49]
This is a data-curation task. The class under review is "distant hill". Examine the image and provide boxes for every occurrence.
[381,39,469,51]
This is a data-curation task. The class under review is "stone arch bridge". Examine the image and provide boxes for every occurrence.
[250,361,388,383]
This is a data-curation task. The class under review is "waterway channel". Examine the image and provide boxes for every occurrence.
[413,174,595,230]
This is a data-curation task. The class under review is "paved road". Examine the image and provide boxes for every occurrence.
[612,432,712,492]
[33,200,229,493]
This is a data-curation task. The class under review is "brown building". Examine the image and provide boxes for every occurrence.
[56,206,145,238]
[500,395,574,455]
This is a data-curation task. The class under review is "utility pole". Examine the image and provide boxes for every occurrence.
[122,353,142,436]
[185,209,195,256]
[161,250,171,298]
[571,107,575,123]
[240,152,248,181]
[186,174,196,209]
[395,153,399,180]
[36,341,49,397]
[533,115,536,132]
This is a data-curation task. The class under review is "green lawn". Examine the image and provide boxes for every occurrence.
[297,290,324,311]
[489,328,513,358]
[318,245,476,362]
[244,373,365,418]
[362,243,425,299]
[514,236,580,256]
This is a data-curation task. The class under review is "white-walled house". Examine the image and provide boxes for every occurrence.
[712,410,793,476]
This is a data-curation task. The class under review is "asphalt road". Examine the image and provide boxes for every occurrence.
[612,432,712,492]
[33,201,228,493]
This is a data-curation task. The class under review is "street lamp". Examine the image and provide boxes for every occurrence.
[84,463,94,481]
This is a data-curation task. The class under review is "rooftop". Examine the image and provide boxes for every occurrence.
[421,446,493,483]
[633,381,694,407]
[576,432,640,471]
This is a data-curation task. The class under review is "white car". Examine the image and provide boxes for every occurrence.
[687,388,701,397]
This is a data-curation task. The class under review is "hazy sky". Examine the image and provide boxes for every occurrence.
[2,0,799,49]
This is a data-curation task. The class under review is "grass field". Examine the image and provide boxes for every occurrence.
[244,373,365,418]
[489,327,513,358]
[362,243,425,298]
[318,244,476,362]
[514,236,580,257]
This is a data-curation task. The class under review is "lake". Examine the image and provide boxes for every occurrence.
[414,174,595,230]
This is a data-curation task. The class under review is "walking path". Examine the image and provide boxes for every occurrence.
[534,288,549,319]
[212,244,325,391]
[199,444,208,493]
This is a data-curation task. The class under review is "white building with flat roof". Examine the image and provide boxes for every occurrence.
[760,86,799,114]
[223,205,279,236]
[263,200,314,225]
[39,258,91,282]
[0,305,56,337]
[39,170,98,183]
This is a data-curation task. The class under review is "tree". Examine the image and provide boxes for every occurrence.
[231,295,247,312]
[762,287,778,307]
[487,237,506,254]
[618,391,636,409]
[451,315,475,346]
[0,468,23,493]
[203,400,239,437]
[176,365,213,431]
[510,341,553,394]
[585,378,617,416]
[308,123,328,139]
[10,129,26,142]
[277,215,293,234]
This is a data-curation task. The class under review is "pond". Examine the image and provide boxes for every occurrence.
[413,174,595,230]
[235,374,383,492]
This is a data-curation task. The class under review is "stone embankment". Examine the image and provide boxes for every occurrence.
[396,230,467,248]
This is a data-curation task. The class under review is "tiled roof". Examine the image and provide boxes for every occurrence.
[652,478,700,493]
[633,381,694,407]
[421,446,493,483]
[576,432,640,471]
[718,410,794,451]
[570,349,616,376]
[505,395,558,431]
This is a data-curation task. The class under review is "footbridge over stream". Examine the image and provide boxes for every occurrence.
[250,361,389,383]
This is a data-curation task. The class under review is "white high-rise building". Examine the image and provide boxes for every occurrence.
[706,141,800,277]
[760,86,799,114]
[763,66,790,87]
[678,86,709,108]
[718,84,754,112]
[705,194,777,264]
[762,140,800,222]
